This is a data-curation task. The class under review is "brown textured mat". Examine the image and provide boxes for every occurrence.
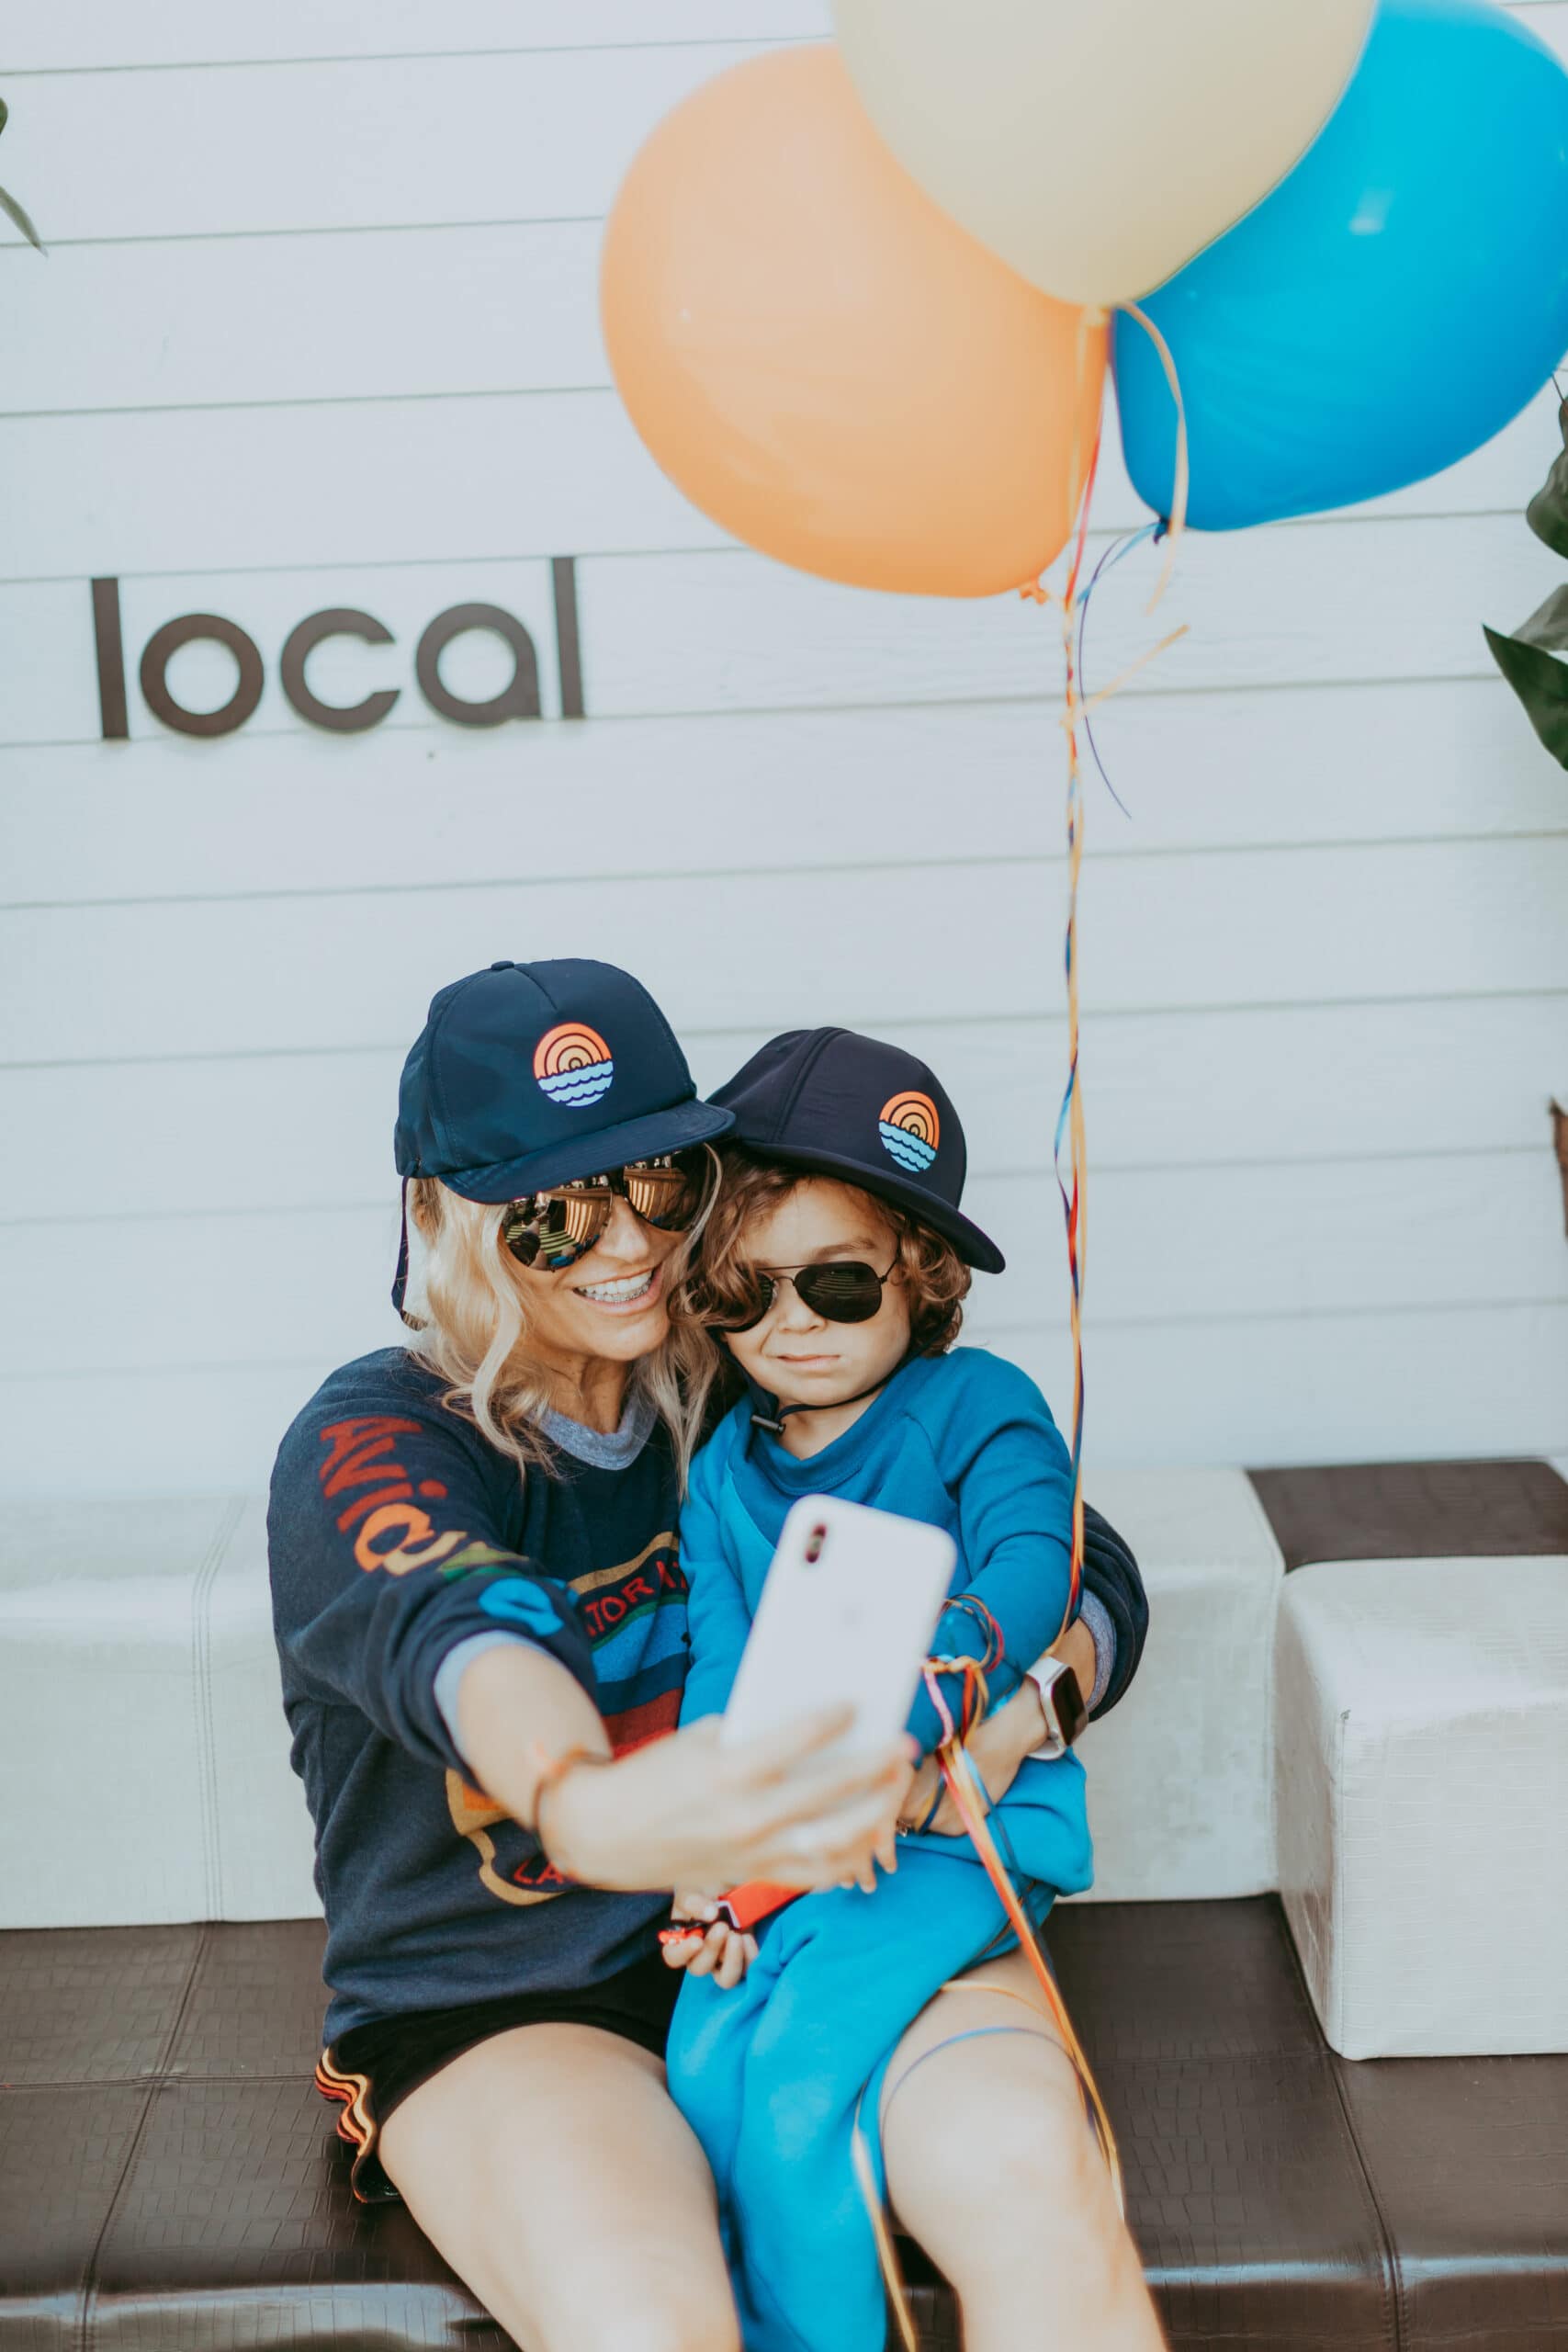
[1053,1901,1394,2352]
[1332,2052,1568,2352]
[0,1926,200,2087]
[89,2077,502,2352]
[1248,1458,1568,1570]
[3,1904,1565,2352]
[165,1919,327,2083]
[0,2086,152,2352]
[1050,1893,1325,2061]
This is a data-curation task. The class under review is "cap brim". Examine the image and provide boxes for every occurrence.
[727,1140,1006,1273]
[442,1100,736,1203]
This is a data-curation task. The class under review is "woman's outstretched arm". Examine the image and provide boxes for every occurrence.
[455,1639,913,1898]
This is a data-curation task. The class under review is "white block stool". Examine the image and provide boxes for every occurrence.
[1075,1468,1285,1902]
[1275,1555,1568,2057]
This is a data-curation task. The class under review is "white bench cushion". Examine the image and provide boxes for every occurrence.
[0,1497,317,1928]
[1,1474,1287,1926]
[207,1497,321,1920]
[1275,1555,1568,2057]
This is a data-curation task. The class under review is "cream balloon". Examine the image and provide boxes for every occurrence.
[831,0,1375,306]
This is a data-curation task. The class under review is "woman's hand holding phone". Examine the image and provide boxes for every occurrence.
[539,1704,916,1897]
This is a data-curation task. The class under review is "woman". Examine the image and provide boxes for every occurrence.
[269,956,1159,2352]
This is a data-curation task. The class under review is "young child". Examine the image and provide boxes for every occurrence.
[660,1026,1095,2352]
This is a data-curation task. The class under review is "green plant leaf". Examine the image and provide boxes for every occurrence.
[1509,581,1568,652]
[0,96,44,251]
[1483,623,1568,766]
[0,183,42,252]
[1526,400,1568,558]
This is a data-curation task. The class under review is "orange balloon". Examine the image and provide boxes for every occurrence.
[600,45,1107,598]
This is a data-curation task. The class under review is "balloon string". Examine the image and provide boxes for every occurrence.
[1119,300,1190,612]
[1076,525,1156,816]
[1064,304,1109,532]
[852,2113,919,2352]
[935,1738,1123,2208]
[923,1661,1122,2179]
[1055,414,1100,1617]
[856,375,1124,2343]
[1021,300,1105,606]
[1074,622,1190,723]
[851,1673,1124,2352]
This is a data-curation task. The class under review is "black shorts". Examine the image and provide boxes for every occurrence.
[315,1948,682,2201]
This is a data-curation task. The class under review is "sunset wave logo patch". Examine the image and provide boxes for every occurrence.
[878,1091,941,1174]
[534,1023,615,1107]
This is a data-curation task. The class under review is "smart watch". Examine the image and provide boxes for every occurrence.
[1025,1657,1088,1759]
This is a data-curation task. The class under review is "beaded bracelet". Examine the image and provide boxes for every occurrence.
[897,1654,992,1834]
[941,1593,1007,1675]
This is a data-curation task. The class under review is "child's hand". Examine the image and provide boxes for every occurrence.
[661,1894,758,1988]
[689,1918,758,1988]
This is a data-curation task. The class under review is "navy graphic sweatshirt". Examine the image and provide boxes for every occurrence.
[267,1346,689,2041]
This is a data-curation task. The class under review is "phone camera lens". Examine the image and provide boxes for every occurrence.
[804,1523,827,1565]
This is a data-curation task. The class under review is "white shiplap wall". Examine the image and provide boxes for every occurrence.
[1,1,1565,1495]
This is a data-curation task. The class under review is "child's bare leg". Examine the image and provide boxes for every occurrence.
[879,1944,1165,2352]
[379,2021,740,2352]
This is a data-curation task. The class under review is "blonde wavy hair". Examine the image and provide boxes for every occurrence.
[404,1158,719,1485]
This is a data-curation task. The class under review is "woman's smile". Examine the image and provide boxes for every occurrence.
[572,1263,663,1312]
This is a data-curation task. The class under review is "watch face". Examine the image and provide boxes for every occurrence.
[1051,1665,1088,1749]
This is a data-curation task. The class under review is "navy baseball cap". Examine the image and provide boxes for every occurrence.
[709,1028,1004,1273]
[395,958,734,1200]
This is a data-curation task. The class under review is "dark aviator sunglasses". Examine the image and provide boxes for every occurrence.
[711,1256,897,1335]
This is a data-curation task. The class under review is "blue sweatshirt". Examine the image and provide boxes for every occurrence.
[680,1345,1087,1760]
[670,1345,1096,2352]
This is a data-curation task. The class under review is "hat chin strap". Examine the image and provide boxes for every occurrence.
[390,1177,427,1331]
[736,1346,916,1440]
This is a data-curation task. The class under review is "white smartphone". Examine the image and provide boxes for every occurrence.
[720,1493,957,1755]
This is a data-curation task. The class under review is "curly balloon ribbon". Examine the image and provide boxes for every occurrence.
[851,2116,919,2352]
[919,1663,1121,2199]
[936,1591,1006,1677]
[934,1729,1122,2204]
[1050,406,1186,1606]
[1118,300,1190,614]
[1077,523,1156,816]
[1055,423,1101,1623]
[859,327,1145,2346]
[853,1659,1124,2352]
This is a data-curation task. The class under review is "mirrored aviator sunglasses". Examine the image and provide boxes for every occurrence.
[502,1150,713,1272]
[713,1259,894,1335]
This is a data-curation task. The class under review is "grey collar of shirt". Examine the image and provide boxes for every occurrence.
[433,1385,660,1758]
[537,1385,659,1471]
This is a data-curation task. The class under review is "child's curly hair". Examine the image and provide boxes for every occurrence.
[671,1148,972,1374]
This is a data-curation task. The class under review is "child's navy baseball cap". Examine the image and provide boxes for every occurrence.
[390,957,734,1315]
[709,1027,1005,1273]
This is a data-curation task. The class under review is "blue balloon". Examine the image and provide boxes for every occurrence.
[1112,0,1568,530]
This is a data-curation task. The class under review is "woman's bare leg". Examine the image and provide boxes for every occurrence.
[379,2022,739,2352]
[879,1944,1165,2352]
